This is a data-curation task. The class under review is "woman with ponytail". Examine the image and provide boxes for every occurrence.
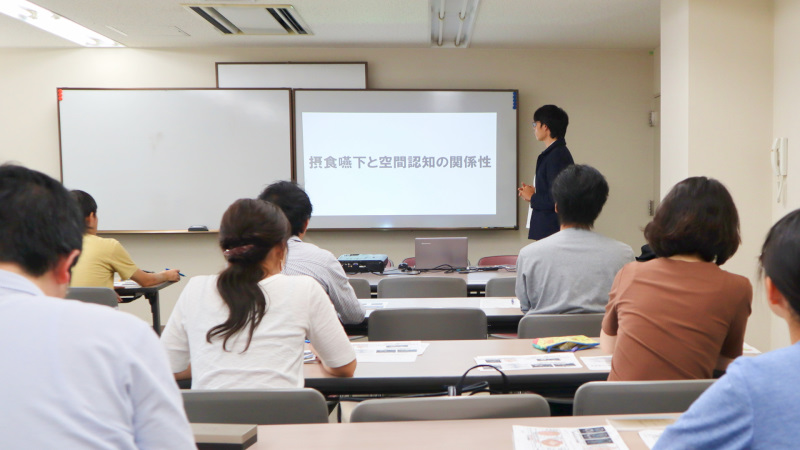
[654,209,800,449]
[161,199,355,389]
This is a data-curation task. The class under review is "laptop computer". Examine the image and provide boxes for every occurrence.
[414,237,469,270]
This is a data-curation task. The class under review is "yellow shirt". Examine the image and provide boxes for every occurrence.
[71,234,139,289]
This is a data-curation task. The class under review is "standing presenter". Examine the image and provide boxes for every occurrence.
[518,104,574,240]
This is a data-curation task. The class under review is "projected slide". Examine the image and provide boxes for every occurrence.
[294,89,518,230]
[303,112,497,216]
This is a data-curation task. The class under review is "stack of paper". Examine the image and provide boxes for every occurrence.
[512,425,628,450]
[352,341,430,362]
[479,298,521,308]
[580,355,612,371]
[474,353,581,371]
[113,280,141,289]
[361,301,388,317]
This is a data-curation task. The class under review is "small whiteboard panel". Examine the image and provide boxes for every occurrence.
[59,88,292,232]
[217,62,367,89]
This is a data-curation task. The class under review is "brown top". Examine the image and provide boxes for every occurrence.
[602,258,752,381]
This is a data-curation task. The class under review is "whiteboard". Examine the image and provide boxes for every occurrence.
[59,88,292,232]
[216,62,367,89]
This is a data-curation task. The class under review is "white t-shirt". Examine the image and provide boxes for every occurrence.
[0,269,195,449]
[161,273,355,389]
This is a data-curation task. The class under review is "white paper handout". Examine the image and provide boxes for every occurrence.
[475,353,581,371]
[361,301,388,317]
[513,425,629,450]
[113,280,141,289]
[352,341,430,363]
[743,342,761,354]
[480,297,521,309]
[581,355,612,371]
[638,429,664,449]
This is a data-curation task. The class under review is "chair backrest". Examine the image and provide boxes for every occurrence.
[573,380,716,416]
[377,277,467,298]
[484,277,516,297]
[477,255,518,266]
[181,389,329,425]
[350,394,550,422]
[65,287,119,308]
[368,308,487,341]
[402,257,416,268]
[517,313,604,339]
[348,278,372,299]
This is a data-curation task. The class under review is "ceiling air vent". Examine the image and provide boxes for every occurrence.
[185,4,311,36]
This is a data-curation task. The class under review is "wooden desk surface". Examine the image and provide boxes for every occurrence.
[251,414,668,450]
[305,339,609,395]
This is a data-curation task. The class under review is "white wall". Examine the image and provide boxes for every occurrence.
[659,0,690,197]
[661,0,774,351]
[770,0,800,348]
[0,47,655,325]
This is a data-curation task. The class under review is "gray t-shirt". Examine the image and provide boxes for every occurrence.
[516,228,634,314]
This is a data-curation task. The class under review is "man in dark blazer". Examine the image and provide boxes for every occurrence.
[518,104,574,240]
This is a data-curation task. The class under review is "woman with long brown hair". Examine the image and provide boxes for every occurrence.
[161,198,355,389]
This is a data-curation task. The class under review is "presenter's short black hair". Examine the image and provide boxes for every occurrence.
[645,177,740,265]
[533,105,569,140]
[0,164,84,276]
[258,181,313,237]
[551,164,608,228]
[70,190,97,219]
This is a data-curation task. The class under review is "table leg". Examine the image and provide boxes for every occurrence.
[147,292,161,335]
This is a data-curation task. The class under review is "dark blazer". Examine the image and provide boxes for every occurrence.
[528,138,574,240]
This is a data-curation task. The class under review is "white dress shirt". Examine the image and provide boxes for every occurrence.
[0,269,195,449]
[283,236,366,324]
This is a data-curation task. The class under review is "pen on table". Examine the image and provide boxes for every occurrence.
[166,268,186,277]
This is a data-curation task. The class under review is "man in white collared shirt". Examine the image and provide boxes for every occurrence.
[0,164,195,449]
[259,181,366,324]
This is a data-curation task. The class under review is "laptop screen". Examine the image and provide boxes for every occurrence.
[414,237,469,270]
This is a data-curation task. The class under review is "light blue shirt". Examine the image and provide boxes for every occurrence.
[284,236,366,324]
[0,269,195,449]
[655,341,800,449]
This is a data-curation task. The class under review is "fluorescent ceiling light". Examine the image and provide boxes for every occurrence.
[0,0,123,47]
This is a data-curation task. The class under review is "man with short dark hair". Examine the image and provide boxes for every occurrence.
[516,164,634,314]
[0,164,194,448]
[259,181,365,324]
[518,104,575,240]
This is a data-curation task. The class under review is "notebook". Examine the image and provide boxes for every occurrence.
[414,237,469,270]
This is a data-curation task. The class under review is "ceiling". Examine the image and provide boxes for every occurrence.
[0,0,660,49]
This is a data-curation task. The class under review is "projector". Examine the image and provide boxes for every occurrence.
[338,254,389,273]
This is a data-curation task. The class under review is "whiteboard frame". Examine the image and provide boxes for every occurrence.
[57,87,294,234]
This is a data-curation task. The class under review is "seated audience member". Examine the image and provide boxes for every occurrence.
[259,181,366,324]
[516,164,634,314]
[601,177,752,381]
[69,190,180,288]
[0,165,194,448]
[653,209,800,449]
[161,198,356,389]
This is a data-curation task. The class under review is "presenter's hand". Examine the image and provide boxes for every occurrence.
[518,183,535,202]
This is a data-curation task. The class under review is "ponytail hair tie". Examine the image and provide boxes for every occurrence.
[223,244,254,261]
